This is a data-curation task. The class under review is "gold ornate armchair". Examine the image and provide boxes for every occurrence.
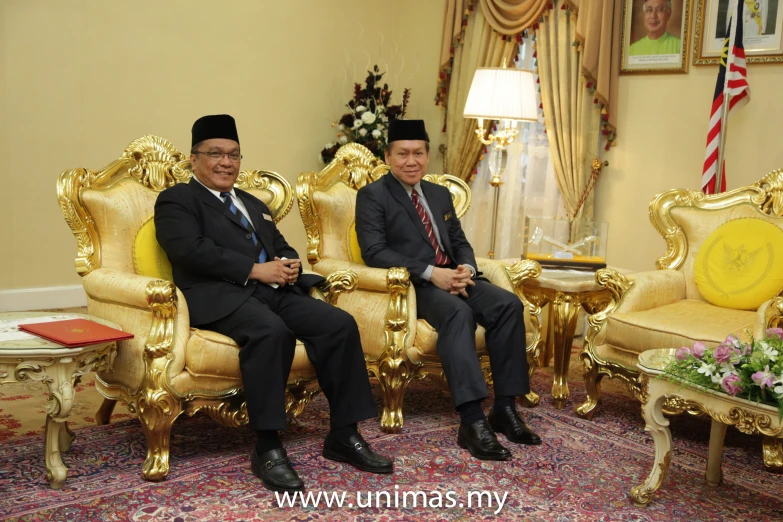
[57,135,357,481]
[578,170,783,470]
[297,143,543,433]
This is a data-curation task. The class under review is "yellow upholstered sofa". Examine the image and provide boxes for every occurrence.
[57,135,357,480]
[578,170,783,469]
[297,143,543,433]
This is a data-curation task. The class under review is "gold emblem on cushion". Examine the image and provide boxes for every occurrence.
[694,218,783,310]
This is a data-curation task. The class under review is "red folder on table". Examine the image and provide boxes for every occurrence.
[19,318,134,347]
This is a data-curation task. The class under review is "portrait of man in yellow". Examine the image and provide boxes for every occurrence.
[629,0,682,55]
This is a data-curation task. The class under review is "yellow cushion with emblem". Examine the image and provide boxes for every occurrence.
[347,219,365,265]
[133,217,173,281]
[694,218,783,310]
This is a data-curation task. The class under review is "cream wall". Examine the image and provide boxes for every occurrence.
[0,0,446,295]
[597,65,783,272]
[11,0,773,296]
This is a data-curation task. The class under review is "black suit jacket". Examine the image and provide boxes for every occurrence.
[154,178,323,325]
[355,173,478,284]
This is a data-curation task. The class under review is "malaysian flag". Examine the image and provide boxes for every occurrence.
[701,0,751,195]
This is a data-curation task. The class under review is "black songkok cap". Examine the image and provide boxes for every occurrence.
[191,114,239,148]
[387,119,429,143]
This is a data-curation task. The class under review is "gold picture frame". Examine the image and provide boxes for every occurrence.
[694,0,783,64]
[621,0,692,73]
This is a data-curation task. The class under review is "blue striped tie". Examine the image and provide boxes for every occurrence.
[220,192,268,263]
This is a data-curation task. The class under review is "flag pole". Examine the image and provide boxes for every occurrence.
[715,91,730,194]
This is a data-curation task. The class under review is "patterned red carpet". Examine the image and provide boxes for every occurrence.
[1,372,782,521]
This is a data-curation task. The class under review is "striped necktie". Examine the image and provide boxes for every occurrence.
[220,192,268,263]
[411,188,450,266]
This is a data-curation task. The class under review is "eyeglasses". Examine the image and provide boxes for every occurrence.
[194,151,243,162]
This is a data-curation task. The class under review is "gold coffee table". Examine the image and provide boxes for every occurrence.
[630,348,783,506]
[0,312,119,489]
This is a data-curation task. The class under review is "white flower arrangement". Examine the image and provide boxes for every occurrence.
[321,65,410,163]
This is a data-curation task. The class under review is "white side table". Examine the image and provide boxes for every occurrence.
[0,312,119,489]
[630,348,783,506]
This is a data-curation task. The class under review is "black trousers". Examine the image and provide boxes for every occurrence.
[414,279,529,408]
[197,284,377,431]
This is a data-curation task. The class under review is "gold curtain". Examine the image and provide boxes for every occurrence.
[479,0,551,35]
[572,0,621,142]
[536,0,601,220]
[444,7,518,181]
[441,0,468,78]
[438,0,618,182]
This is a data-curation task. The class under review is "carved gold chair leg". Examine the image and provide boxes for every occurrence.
[521,391,540,407]
[284,382,321,417]
[372,356,416,434]
[96,398,118,425]
[575,352,604,419]
[762,436,783,472]
[378,375,415,433]
[521,351,541,406]
[137,392,183,481]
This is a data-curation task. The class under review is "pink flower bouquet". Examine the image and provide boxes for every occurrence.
[664,329,783,419]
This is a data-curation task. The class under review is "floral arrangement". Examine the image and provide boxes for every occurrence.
[664,329,783,418]
[320,65,410,164]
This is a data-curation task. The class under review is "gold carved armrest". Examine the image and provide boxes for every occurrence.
[81,268,188,389]
[310,257,415,363]
[582,268,636,364]
[478,258,541,294]
[308,269,358,305]
[83,268,180,311]
[311,258,406,293]
[482,256,541,318]
[479,258,542,328]
[615,269,684,313]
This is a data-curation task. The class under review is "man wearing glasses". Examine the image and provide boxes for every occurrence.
[154,115,392,493]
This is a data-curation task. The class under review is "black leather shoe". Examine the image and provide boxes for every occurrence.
[250,447,305,492]
[457,419,512,461]
[323,432,394,474]
[488,406,542,445]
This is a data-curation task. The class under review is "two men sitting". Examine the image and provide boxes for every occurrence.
[154,114,540,493]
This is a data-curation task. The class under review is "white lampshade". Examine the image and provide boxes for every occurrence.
[463,68,537,122]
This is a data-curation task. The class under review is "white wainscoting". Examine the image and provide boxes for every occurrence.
[0,286,87,312]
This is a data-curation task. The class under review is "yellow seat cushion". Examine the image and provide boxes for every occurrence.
[694,218,783,310]
[133,217,173,281]
[185,328,315,380]
[347,220,365,265]
[605,299,756,355]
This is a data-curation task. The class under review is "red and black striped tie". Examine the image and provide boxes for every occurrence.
[411,188,450,266]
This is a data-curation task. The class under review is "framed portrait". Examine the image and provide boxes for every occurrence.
[621,0,692,73]
[694,0,783,64]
